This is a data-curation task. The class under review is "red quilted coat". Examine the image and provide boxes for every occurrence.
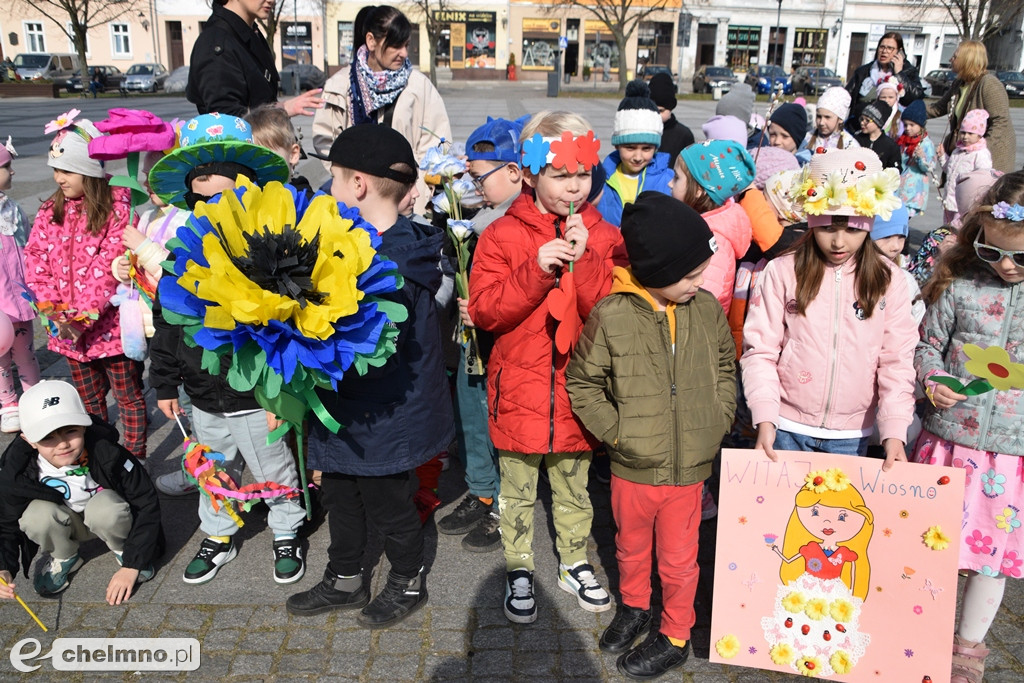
[469,191,626,454]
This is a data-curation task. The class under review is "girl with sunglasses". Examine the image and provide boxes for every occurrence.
[914,170,1024,683]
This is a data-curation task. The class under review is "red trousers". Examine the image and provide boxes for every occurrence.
[610,475,702,641]
[68,355,147,460]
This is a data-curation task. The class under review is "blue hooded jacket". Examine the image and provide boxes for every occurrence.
[595,150,674,227]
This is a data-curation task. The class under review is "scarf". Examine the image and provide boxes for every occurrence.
[897,131,926,158]
[956,137,987,154]
[350,45,412,125]
[860,61,892,97]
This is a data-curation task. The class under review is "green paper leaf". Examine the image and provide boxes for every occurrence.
[108,175,149,205]
[963,378,995,396]
[228,344,266,392]
[254,384,308,427]
[931,376,966,393]
[201,348,223,376]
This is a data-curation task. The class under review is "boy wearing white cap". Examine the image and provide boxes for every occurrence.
[0,381,161,603]
[805,87,860,155]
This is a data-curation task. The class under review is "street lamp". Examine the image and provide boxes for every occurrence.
[774,0,783,68]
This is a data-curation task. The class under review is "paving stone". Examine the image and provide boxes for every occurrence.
[367,652,421,679]
[230,653,273,675]
[164,607,208,630]
[423,654,469,679]
[516,628,561,652]
[471,626,513,650]
[328,651,367,677]
[377,628,426,654]
[277,652,326,674]
[474,607,509,628]
[238,629,286,652]
[429,629,467,653]
[512,651,558,676]
[202,628,244,652]
[330,628,373,653]
[283,627,330,651]
[428,606,469,631]
[468,648,514,676]
[195,652,231,677]
[118,604,168,631]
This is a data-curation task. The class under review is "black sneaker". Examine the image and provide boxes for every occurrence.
[182,537,237,584]
[616,633,690,680]
[273,538,305,584]
[437,494,489,535]
[462,511,501,553]
[357,570,428,628]
[287,570,368,616]
[600,604,652,653]
[503,569,537,623]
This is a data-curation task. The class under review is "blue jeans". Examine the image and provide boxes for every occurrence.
[454,359,499,504]
[773,429,869,456]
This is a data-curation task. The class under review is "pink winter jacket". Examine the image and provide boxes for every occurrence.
[25,187,134,363]
[701,199,752,314]
[740,252,918,443]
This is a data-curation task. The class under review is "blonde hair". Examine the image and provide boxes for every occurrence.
[334,165,414,203]
[954,41,989,83]
[780,483,874,600]
[519,110,592,144]
[245,104,301,161]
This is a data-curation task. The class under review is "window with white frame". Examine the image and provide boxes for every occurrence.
[67,23,90,55]
[112,23,130,57]
[25,22,45,53]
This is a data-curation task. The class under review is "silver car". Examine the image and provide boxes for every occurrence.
[123,63,169,93]
[164,66,189,94]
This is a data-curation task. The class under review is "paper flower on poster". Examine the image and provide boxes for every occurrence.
[715,634,741,659]
[770,642,797,665]
[922,525,951,550]
[830,650,854,674]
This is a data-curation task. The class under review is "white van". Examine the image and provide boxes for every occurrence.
[13,53,80,81]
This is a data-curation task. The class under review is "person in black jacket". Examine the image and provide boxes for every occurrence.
[844,32,925,134]
[0,381,161,604]
[647,72,693,168]
[855,100,903,172]
[287,125,455,628]
[186,0,323,117]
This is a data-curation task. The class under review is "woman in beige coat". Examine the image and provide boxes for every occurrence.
[313,6,451,213]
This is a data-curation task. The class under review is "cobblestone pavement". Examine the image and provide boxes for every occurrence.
[0,84,1021,681]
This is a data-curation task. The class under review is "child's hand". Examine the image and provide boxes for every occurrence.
[122,225,146,251]
[457,297,475,328]
[928,382,967,409]
[537,239,577,273]
[881,438,907,472]
[266,412,284,433]
[563,214,589,262]
[106,567,139,605]
[755,422,778,461]
[115,255,131,283]
[157,398,182,420]
[0,570,15,600]
[56,322,82,343]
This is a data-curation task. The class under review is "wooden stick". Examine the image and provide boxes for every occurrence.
[0,577,48,632]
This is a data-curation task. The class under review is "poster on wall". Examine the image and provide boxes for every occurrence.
[465,11,496,69]
[710,449,965,682]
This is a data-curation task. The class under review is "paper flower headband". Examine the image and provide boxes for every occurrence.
[521,131,601,174]
[43,108,93,143]
[803,468,851,494]
[992,202,1024,222]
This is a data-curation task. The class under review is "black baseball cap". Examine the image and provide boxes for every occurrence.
[311,125,417,184]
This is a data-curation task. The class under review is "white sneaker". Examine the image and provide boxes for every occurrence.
[155,469,197,496]
[558,561,611,612]
[0,407,20,434]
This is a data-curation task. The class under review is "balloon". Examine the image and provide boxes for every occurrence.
[0,311,13,356]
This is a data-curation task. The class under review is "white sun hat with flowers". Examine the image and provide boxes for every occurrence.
[791,147,901,231]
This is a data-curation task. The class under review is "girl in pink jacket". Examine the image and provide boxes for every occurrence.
[740,148,918,469]
[24,113,146,460]
[670,140,756,314]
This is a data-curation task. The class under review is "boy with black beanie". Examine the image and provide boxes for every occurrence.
[566,192,736,679]
[855,99,902,171]
[647,72,694,167]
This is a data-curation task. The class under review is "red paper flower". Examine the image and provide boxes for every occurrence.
[575,131,601,170]
[550,131,581,172]
[547,271,581,355]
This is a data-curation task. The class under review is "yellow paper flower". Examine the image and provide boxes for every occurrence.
[804,597,829,620]
[715,633,741,659]
[796,654,824,677]
[804,471,829,494]
[782,591,807,613]
[821,171,849,210]
[830,650,854,675]
[823,468,850,491]
[962,343,1024,391]
[923,525,951,550]
[829,598,855,622]
[770,642,797,666]
[855,168,901,218]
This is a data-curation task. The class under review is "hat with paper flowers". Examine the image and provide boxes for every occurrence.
[45,110,105,179]
[791,147,901,230]
[148,113,289,209]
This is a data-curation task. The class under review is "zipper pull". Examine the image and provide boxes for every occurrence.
[835,267,842,282]
[671,383,676,397]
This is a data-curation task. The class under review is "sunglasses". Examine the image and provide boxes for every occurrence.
[974,232,1024,268]
[470,164,506,191]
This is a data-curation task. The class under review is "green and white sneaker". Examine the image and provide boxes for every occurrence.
[34,554,84,596]
[273,538,305,584]
[113,551,155,583]
[183,537,237,584]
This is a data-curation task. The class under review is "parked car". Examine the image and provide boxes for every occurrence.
[65,65,124,94]
[790,66,842,95]
[164,65,189,94]
[639,64,675,84]
[279,63,326,93]
[996,70,1024,99]
[123,63,169,93]
[13,52,79,81]
[744,65,792,94]
[692,65,736,94]
[923,68,955,99]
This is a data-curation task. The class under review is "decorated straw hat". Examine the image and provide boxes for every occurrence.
[791,147,901,230]
[149,113,289,209]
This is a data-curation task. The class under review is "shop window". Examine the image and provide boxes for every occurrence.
[727,25,761,70]
[792,28,828,68]
[522,18,560,71]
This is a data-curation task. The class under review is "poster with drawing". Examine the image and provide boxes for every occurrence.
[710,449,965,682]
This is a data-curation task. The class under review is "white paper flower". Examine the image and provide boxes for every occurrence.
[447,219,474,240]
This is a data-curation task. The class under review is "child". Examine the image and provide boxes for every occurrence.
[875,76,902,138]
[897,99,936,217]
[940,109,993,225]
[870,204,924,324]
[566,192,735,678]
[741,148,918,468]
[855,100,902,171]
[767,103,808,155]
[596,80,673,226]
[286,125,454,628]
[24,113,148,461]
[912,170,1024,683]
[805,87,859,153]
[0,137,40,433]
[245,104,314,197]
[437,116,526,553]
[671,140,756,314]
[0,381,161,604]
[147,114,305,585]
[647,71,694,167]
[469,111,625,624]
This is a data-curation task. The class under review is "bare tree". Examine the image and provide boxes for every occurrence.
[259,0,327,68]
[549,0,671,93]
[402,0,458,86]
[15,0,141,84]
[906,0,1024,42]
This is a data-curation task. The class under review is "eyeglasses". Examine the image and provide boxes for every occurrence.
[877,44,899,53]
[974,232,1024,268]
[470,164,505,191]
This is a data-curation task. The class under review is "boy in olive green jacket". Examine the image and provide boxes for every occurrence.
[566,192,736,680]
